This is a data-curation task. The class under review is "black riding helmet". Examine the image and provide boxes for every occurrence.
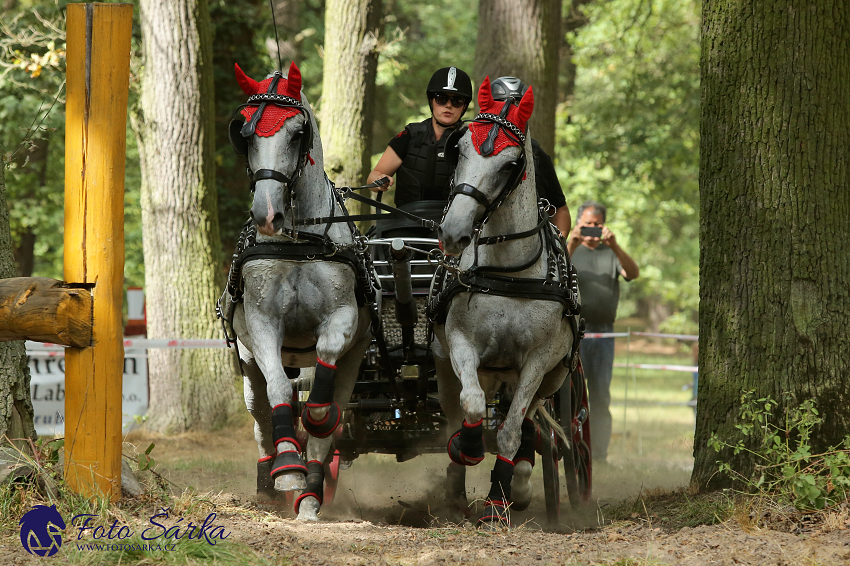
[491,76,528,104]
[426,66,472,116]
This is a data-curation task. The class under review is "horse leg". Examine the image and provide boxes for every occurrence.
[239,349,279,503]
[509,406,539,512]
[295,335,366,521]
[301,306,359,437]
[444,336,487,466]
[479,361,548,528]
[250,330,306,491]
[435,354,469,507]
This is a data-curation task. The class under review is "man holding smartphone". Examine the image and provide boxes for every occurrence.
[567,201,640,464]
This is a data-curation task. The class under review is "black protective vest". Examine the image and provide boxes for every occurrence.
[394,120,455,207]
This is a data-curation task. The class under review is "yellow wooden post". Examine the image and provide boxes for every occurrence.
[64,3,133,500]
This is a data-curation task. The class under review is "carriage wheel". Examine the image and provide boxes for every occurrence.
[537,407,561,527]
[323,450,341,506]
[562,357,592,508]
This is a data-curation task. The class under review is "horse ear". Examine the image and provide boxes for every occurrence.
[516,85,535,127]
[285,61,302,98]
[478,76,494,112]
[235,63,259,95]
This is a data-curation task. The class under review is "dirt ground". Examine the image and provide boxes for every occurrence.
[3,423,849,565]
[112,425,849,565]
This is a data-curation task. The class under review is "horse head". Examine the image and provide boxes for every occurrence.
[438,76,534,256]
[230,61,315,236]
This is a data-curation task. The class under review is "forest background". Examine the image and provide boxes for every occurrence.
[0,0,699,335]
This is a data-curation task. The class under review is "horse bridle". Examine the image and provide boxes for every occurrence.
[228,71,314,195]
[446,104,528,229]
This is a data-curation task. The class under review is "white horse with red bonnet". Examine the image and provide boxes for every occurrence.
[431,77,581,527]
[219,61,377,521]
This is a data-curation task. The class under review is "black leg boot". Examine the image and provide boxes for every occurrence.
[271,403,307,478]
[294,460,325,515]
[478,456,514,527]
[448,418,485,465]
[301,359,341,437]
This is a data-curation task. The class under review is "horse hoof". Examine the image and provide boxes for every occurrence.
[477,499,511,529]
[274,472,307,491]
[510,460,533,511]
[295,496,321,521]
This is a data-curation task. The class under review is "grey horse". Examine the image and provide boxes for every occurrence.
[221,62,375,521]
[432,77,580,526]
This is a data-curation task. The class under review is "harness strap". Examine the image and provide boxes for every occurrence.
[476,216,548,246]
[472,231,544,275]
[451,183,492,209]
[339,188,439,230]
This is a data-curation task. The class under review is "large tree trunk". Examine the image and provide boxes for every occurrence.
[559,0,592,105]
[693,0,850,490]
[0,140,36,449]
[135,0,240,433]
[319,0,382,200]
[474,0,561,154]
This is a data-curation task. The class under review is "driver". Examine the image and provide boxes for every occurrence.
[367,66,473,207]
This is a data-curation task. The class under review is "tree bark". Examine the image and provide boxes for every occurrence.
[135,0,240,433]
[319,0,382,209]
[560,0,592,105]
[693,0,850,490]
[0,141,36,449]
[474,0,561,154]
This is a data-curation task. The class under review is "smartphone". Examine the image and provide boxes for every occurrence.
[580,226,602,238]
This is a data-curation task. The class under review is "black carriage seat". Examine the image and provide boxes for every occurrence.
[372,200,445,294]
[373,200,446,240]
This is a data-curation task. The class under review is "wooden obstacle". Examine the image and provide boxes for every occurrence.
[0,277,92,347]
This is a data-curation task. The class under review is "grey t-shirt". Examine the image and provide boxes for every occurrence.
[571,244,624,325]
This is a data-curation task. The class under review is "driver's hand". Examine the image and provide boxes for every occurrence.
[370,175,393,192]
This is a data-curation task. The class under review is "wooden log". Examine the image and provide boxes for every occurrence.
[64,3,133,501]
[0,277,92,347]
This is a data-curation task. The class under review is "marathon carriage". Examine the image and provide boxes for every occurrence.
[217,61,592,528]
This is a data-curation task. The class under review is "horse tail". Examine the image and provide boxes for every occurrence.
[534,400,570,451]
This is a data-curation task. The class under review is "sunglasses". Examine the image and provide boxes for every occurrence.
[432,94,468,109]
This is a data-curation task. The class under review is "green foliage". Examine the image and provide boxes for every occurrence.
[137,442,156,472]
[372,0,478,150]
[559,0,700,328]
[709,390,850,511]
[0,0,145,288]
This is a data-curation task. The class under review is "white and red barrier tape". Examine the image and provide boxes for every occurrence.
[26,332,700,372]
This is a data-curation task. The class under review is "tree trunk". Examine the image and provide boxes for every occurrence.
[0,141,36,449]
[693,0,850,490]
[135,0,240,433]
[560,0,592,105]
[474,0,561,154]
[319,0,382,223]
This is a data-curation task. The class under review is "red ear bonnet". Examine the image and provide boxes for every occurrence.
[235,63,259,95]
[235,61,304,138]
[469,77,535,156]
[477,75,495,111]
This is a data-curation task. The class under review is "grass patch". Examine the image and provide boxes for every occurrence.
[603,486,733,529]
[64,534,284,566]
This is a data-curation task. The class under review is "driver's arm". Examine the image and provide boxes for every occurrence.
[367,147,403,191]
